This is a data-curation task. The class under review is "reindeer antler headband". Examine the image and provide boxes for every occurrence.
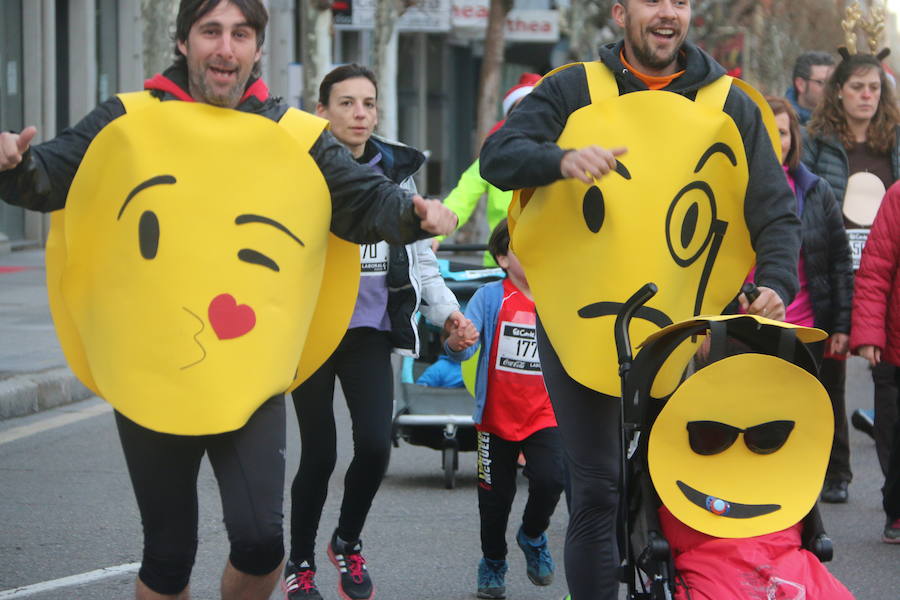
[840,0,891,60]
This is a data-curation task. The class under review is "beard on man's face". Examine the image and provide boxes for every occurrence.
[631,39,681,71]
[624,16,686,72]
[191,71,246,107]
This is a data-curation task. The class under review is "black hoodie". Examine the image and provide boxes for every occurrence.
[480,40,800,306]
[0,63,427,246]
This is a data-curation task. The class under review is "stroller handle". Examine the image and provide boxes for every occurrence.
[741,281,760,305]
[434,243,489,252]
[614,282,658,367]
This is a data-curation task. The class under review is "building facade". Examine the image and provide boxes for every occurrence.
[0,0,560,250]
[0,0,142,250]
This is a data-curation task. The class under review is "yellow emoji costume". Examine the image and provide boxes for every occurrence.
[508,63,782,399]
[617,314,832,539]
[628,316,854,600]
[45,92,357,435]
[629,315,830,538]
[650,352,832,538]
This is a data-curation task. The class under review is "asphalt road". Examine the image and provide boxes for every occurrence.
[0,359,897,599]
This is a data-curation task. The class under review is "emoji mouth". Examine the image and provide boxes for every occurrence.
[180,307,207,370]
[677,480,780,519]
[577,301,673,329]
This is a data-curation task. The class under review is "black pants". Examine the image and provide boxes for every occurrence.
[115,396,286,595]
[288,327,394,563]
[884,367,900,522]
[536,321,622,600]
[820,356,852,483]
[873,361,899,476]
[477,427,565,560]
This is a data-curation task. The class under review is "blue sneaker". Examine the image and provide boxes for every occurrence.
[477,557,508,599]
[516,526,554,586]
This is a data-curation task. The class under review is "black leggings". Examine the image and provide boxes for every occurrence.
[288,327,394,563]
[477,427,565,560]
[873,361,899,476]
[115,396,286,595]
[884,366,900,522]
[536,320,622,600]
[817,353,852,483]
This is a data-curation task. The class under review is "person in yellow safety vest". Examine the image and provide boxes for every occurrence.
[433,73,541,266]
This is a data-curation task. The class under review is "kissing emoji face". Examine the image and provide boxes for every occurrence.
[47,100,346,434]
[648,353,832,538]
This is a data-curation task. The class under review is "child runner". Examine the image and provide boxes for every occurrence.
[445,219,565,599]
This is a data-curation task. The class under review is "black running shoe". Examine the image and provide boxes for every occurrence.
[328,532,374,600]
[851,408,875,440]
[283,559,323,600]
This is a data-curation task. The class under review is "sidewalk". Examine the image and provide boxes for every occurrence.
[0,248,93,420]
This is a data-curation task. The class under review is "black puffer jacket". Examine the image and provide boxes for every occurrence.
[802,127,900,205]
[0,63,426,246]
[792,163,854,333]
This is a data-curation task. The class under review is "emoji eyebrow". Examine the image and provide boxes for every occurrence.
[614,161,632,180]
[117,175,177,220]
[235,214,305,247]
[694,143,737,173]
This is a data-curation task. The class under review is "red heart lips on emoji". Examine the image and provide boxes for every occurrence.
[208,293,256,340]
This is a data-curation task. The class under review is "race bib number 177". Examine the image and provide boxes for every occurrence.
[495,321,541,375]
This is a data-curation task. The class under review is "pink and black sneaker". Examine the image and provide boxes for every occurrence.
[883,518,900,544]
[283,559,323,600]
[327,532,374,600]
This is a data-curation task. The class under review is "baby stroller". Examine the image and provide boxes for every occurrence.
[613,283,836,600]
[391,245,503,489]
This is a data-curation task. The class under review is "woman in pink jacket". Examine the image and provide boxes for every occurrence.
[850,180,900,543]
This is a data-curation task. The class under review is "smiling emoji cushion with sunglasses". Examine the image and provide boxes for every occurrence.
[648,352,833,538]
[509,63,782,400]
[44,94,357,435]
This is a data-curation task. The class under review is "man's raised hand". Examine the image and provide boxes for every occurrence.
[0,126,37,172]
[413,195,458,236]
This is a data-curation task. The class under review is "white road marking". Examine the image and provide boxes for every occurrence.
[0,401,110,446]
[0,562,140,598]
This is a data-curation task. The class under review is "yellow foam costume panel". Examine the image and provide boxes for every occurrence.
[46,93,357,434]
[510,64,773,398]
[648,353,832,538]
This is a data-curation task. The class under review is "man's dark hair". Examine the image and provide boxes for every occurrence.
[792,51,835,85]
[318,64,378,106]
[488,219,510,267]
[173,0,268,74]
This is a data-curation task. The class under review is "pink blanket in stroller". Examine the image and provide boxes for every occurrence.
[659,506,854,599]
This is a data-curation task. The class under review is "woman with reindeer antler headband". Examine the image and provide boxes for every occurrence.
[802,0,900,506]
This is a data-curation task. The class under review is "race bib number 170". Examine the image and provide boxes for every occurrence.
[360,241,389,276]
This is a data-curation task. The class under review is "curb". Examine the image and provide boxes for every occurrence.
[0,368,94,420]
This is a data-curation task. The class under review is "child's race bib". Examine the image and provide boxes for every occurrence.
[495,319,541,375]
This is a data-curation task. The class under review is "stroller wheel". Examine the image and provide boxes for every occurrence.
[443,446,456,489]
